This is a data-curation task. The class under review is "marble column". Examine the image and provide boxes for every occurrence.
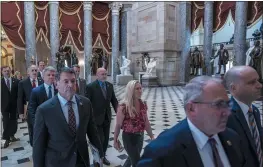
[203,2,214,75]
[24,2,36,68]
[109,2,122,83]
[83,2,93,84]
[179,2,191,83]
[120,4,132,61]
[234,2,248,65]
[49,2,59,67]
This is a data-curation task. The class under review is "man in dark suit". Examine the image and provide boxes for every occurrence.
[33,67,103,167]
[37,60,45,79]
[138,76,249,167]
[27,66,57,142]
[224,66,263,167]
[1,66,19,148]
[86,68,118,165]
[17,65,43,146]
[73,64,86,96]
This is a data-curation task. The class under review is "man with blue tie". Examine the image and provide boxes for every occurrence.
[138,76,249,167]
[86,68,118,166]
[28,66,57,142]
[33,67,103,167]
[225,66,263,167]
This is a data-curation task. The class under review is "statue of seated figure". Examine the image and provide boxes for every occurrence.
[143,58,157,77]
[120,56,131,75]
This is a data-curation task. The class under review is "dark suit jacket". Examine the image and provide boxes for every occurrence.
[33,95,103,167]
[37,71,42,79]
[137,119,248,167]
[17,77,43,114]
[227,97,263,167]
[86,80,118,125]
[77,78,86,96]
[1,77,19,113]
[27,84,58,126]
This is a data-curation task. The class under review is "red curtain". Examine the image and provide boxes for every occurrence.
[191,2,204,32]
[1,2,25,49]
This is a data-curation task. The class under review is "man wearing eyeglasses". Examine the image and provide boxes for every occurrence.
[17,65,43,146]
[225,66,263,167]
[138,76,249,167]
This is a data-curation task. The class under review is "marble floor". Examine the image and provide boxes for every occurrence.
[1,86,263,167]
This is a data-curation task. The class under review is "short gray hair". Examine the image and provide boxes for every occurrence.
[223,66,247,91]
[43,66,56,75]
[184,76,222,109]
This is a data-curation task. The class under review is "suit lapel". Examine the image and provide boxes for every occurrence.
[181,120,204,167]
[96,80,107,100]
[2,78,10,93]
[26,77,33,90]
[75,95,84,135]
[231,97,257,154]
[218,131,238,167]
[51,96,75,137]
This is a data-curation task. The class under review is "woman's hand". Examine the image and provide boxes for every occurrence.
[150,135,155,140]
[114,139,120,150]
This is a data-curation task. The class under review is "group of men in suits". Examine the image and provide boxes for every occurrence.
[138,65,263,167]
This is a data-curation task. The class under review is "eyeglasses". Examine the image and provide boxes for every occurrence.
[193,100,232,109]
[31,69,37,72]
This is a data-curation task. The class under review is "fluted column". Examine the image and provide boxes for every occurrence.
[109,2,122,83]
[179,2,191,83]
[204,2,213,75]
[234,2,248,65]
[49,2,59,67]
[24,2,36,68]
[83,2,93,83]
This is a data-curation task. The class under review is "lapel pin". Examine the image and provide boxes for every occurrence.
[227,140,232,146]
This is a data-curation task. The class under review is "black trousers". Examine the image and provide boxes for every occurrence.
[122,131,144,167]
[27,119,33,146]
[96,116,110,155]
[2,112,18,140]
[76,151,86,167]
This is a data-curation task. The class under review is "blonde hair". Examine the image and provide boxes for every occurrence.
[121,80,141,118]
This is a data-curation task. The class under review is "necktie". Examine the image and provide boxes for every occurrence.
[48,85,52,99]
[208,138,224,167]
[67,101,76,135]
[32,79,36,88]
[101,82,107,98]
[76,80,79,94]
[6,79,10,91]
[248,107,263,166]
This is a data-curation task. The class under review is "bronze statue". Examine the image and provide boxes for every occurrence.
[102,55,108,70]
[215,44,229,74]
[56,46,65,72]
[72,52,79,66]
[249,40,262,80]
[190,47,203,75]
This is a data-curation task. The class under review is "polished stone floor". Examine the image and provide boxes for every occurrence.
[1,86,262,167]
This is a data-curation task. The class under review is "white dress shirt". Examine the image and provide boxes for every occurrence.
[233,97,259,133]
[57,93,79,128]
[30,78,38,87]
[44,83,54,97]
[4,77,12,90]
[187,119,231,167]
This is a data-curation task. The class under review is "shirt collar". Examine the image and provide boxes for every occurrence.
[4,77,10,81]
[233,97,251,115]
[187,118,219,150]
[44,83,53,89]
[57,93,76,107]
[30,78,37,82]
[98,80,105,86]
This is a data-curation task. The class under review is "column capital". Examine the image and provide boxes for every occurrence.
[121,4,132,12]
[109,2,122,15]
[180,2,192,5]
[83,2,93,11]
[49,1,59,5]
[204,1,214,5]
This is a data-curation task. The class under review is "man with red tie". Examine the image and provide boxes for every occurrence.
[17,65,43,146]
[1,66,20,148]
[225,66,263,167]
[72,64,86,96]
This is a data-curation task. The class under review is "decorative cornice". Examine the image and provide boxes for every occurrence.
[109,2,122,15]
[83,2,93,11]
[49,2,59,5]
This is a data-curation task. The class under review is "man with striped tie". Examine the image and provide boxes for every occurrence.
[27,66,57,143]
[225,66,263,167]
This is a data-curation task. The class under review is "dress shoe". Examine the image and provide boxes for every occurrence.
[2,140,10,148]
[103,157,110,166]
[10,136,19,142]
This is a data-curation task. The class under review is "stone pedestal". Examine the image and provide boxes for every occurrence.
[116,75,133,85]
[141,76,158,87]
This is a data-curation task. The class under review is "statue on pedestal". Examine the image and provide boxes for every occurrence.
[190,47,203,76]
[143,58,157,77]
[215,44,229,74]
[246,41,255,66]
[72,52,79,66]
[249,40,262,81]
[120,56,131,75]
[102,55,109,70]
[56,46,66,72]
